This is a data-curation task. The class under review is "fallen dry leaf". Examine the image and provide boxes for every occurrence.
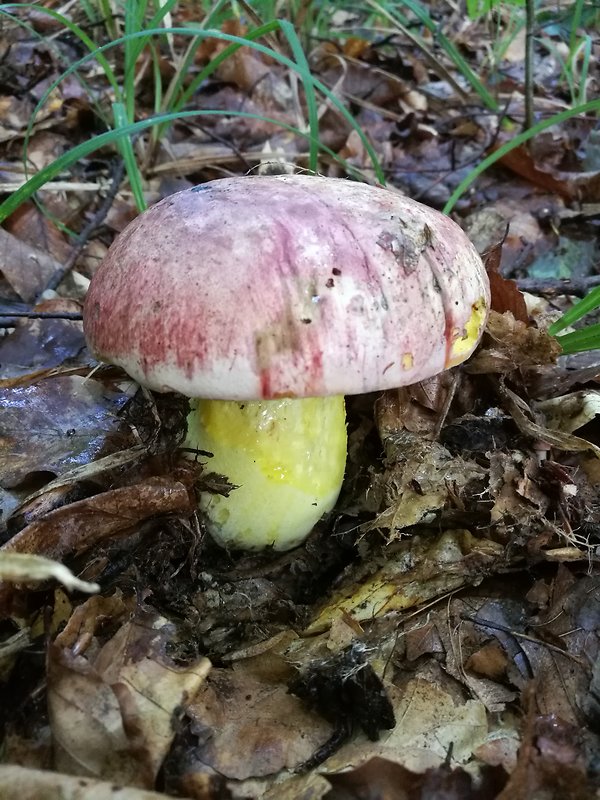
[304,530,504,634]
[183,665,333,779]
[4,201,71,264]
[48,595,211,788]
[0,478,193,616]
[321,675,491,773]
[325,755,507,799]
[495,685,593,800]
[0,552,99,594]
[484,239,530,323]
[0,764,196,799]
[0,374,134,488]
[1,478,193,560]
[0,298,87,379]
[0,226,63,302]
[493,143,575,201]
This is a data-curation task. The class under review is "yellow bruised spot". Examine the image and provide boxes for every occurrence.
[185,395,347,551]
[401,352,414,370]
[446,297,487,367]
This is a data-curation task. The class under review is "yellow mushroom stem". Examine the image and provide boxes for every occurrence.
[185,395,348,551]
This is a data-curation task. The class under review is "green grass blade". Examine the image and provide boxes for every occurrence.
[569,0,585,56]
[443,98,600,214]
[398,0,498,110]
[0,4,120,97]
[279,20,320,174]
[123,0,149,122]
[112,102,147,212]
[576,36,592,106]
[18,23,384,184]
[0,109,370,223]
[548,286,600,335]
[554,324,600,355]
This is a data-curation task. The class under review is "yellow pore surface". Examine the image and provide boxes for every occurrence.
[186,395,348,551]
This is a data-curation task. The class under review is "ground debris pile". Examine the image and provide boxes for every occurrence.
[1,289,600,798]
[1,1,600,798]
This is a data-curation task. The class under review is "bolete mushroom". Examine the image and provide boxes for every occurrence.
[84,175,489,551]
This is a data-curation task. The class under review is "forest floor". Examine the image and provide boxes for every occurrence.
[0,2,600,799]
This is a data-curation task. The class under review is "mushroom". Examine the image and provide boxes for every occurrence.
[83,175,490,551]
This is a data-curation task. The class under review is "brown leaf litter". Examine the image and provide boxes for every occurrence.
[1,3,600,798]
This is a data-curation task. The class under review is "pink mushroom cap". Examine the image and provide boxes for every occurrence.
[84,175,490,400]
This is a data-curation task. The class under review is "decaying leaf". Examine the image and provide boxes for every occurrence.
[0,766,192,800]
[47,595,211,788]
[305,530,504,634]
[0,226,63,302]
[0,552,99,594]
[0,478,193,615]
[365,430,486,537]
[182,664,333,779]
[0,375,134,488]
[290,641,396,758]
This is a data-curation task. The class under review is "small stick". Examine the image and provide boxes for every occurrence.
[0,311,83,328]
[39,159,125,296]
[0,311,83,321]
[516,274,600,297]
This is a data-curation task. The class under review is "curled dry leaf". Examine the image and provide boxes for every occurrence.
[496,381,600,460]
[0,552,99,593]
[7,444,149,528]
[535,390,600,435]
[484,239,529,324]
[0,478,193,615]
[2,478,193,560]
[48,595,211,788]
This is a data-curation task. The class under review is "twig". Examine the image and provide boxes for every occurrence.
[461,611,586,665]
[39,159,125,297]
[516,274,600,297]
[0,311,83,327]
[524,0,535,134]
